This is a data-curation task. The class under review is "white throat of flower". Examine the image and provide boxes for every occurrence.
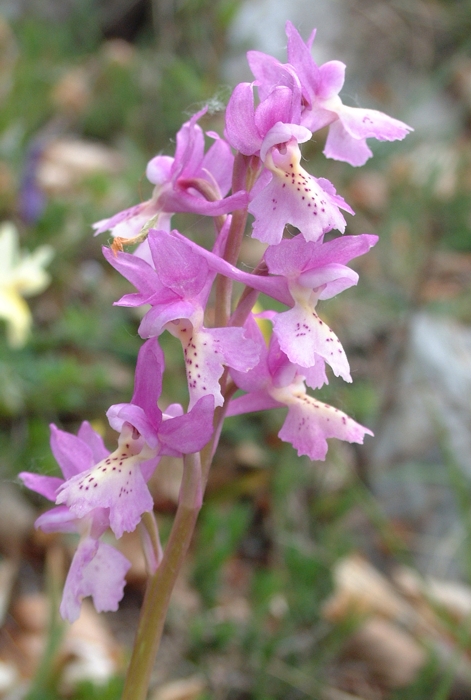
[77,425,156,494]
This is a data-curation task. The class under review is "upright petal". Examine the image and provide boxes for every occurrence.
[159,395,215,455]
[172,109,207,180]
[254,86,302,135]
[50,425,94,480]
[200,135,234,197]
[77,421,109,463]
[285,20,320,103]
[224,83,262,155]
[130,337,164,428]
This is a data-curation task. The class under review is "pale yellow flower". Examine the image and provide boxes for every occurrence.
[0,222,53,347]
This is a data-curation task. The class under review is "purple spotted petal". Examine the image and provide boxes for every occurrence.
[56,452,155,539]
[324,106,413,167]
[324,105,412,166]
[180,325,259,409]
[249,140,352,244]
[297,359,329,390]
[277,390,373,460]
[339,105,412,142]
[273,305,351,381]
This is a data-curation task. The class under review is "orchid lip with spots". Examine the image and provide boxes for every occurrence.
[55,424,157,539]
[249,138,353,244]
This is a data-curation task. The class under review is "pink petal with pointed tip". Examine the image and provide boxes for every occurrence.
[50,425,94,480]
[224,82,262,155]
[19,472,63,501]
[77,421,109,463]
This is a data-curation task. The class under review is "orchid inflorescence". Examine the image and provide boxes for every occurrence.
[20,22,412,627]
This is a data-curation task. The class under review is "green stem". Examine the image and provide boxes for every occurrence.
[121,452,203,700]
